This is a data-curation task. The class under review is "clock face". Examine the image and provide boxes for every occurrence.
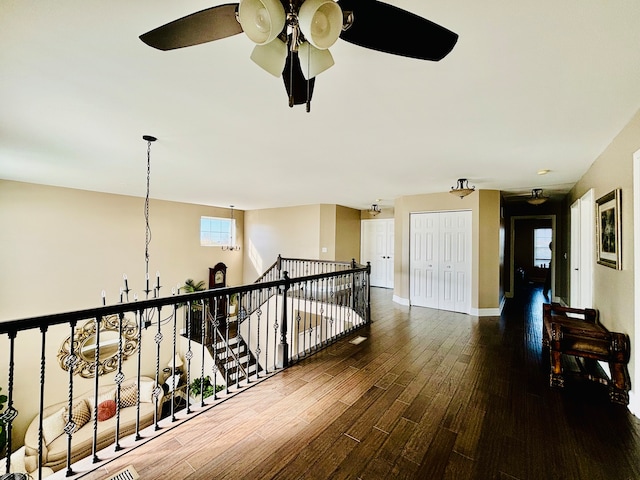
[215,271,224,284]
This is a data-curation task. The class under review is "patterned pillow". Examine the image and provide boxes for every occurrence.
[97,400,117,422]
[63,399,91,433]
[119,383,138,408]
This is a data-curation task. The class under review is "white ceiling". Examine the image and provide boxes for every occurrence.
[1,1,639,210]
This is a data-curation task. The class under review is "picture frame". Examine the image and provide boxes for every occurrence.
[596,189,622,269]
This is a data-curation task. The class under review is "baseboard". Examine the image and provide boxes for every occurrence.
[470,307,502,317]
[393,295,410,306]
[395,295,503,316]
[554,296,568,306]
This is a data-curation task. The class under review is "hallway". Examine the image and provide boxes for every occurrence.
[75,287,640,479]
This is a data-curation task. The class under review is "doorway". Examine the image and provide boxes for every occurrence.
[570,190,594,308]
[508,215,556,300]
[361,218,394,288]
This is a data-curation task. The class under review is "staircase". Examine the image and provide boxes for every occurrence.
[207,316,262,386]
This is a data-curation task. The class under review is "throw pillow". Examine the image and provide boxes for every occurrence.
[42,407,66,445]
[97,400,117,421]
[63,399,91,433]
[139,380,156,403]
[119,383,138,408]
[97,389,116,404]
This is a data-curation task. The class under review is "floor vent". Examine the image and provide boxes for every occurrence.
[105,465,139,480]
[349,336,367,345]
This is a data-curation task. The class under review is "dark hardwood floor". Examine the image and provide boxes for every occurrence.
[75,286,640,480]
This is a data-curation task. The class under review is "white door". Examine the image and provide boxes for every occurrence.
[410,213,439,309]
[570,201,581,305]
[570,190,594,308]
[439,212,472,313]
[361,219,394,288]
[410,211,472,314]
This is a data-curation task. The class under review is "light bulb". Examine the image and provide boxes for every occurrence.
[312,12,329,38]
[256,8,269,32]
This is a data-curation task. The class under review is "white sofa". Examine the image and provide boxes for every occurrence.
[23,377,161,476]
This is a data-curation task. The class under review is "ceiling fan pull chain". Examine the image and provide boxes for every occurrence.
[288,48,295,108]
[306,44,311,113]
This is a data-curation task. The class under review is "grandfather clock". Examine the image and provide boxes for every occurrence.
[209,262,227,320]
[209,262,227,289]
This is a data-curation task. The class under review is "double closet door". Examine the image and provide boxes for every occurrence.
[410,211,472,314]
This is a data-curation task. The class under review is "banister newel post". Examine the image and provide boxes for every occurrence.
[277,271,291,368]
[366,262,372,324]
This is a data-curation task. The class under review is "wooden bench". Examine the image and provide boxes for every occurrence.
[542,303,631,405]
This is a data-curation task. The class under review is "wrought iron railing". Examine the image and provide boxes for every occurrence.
[0,258,370,480]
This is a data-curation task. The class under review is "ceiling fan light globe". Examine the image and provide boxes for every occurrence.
[238,0,286,45]
[250,38,288,77]
[298,42,334,79]
[298,0,343,49]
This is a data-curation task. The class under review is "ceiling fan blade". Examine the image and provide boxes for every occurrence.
[339,0,458,61]
[139,4,243,51]
[283,51,316,110]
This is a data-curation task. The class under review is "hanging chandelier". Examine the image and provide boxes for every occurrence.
[368,204,381,217]
[222,205,241,251]
[527,188,548,205]
[450,178,475,199]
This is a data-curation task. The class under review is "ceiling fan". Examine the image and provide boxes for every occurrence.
[139,0,458,111]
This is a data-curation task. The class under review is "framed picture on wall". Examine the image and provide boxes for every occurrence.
[596,189,622,269]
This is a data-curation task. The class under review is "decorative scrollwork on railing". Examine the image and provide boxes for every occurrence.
[58,315,139,378]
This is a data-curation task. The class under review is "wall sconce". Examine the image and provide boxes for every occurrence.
[368,204,382,217]
[450,178,475,198]
[527,188,548,205]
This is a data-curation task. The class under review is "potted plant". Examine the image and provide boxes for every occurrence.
[182,279,206,308]
[189,376,223,400]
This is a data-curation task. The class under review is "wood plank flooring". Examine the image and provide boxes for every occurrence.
[70,286,640,479]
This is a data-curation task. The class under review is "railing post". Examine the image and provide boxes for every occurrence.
[366,262,372,324]
[276,271,291,368]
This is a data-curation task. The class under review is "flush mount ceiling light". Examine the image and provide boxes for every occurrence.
[537,169,550,176]
[139,0,458,112]
[527,188,548,205]
[368,204,381,217]
[450,178,475,199]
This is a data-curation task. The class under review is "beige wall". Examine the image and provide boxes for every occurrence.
[0,180,244,444]
[335,205,361,262]
[393,190,502,314]
[0,180,244,319]
[243,205,321,281]
[567,108,640,406]
[319,204,336,261]
[243,204,361,282]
